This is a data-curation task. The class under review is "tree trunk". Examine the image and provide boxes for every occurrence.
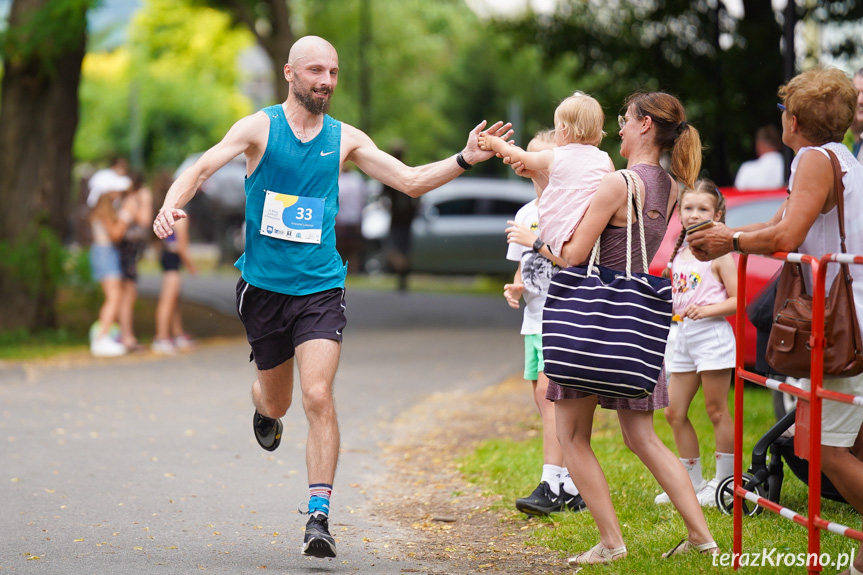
[0,0,89,331]
[261,0,293,103]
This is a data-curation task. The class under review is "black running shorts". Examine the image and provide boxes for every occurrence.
[235,278,346,371]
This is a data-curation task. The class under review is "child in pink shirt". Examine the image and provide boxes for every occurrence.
[479,91,614,259]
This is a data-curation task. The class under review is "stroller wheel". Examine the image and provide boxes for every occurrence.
[716,474,766,517]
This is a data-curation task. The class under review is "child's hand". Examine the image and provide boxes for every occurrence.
[478,134,496,152]
[682,303,708,320]
[503,282,524,309]
[506,221,538,249]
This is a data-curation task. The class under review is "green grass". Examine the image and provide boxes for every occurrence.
[458,385,861,574]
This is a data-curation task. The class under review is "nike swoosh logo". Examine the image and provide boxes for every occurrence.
[320,151,336,156]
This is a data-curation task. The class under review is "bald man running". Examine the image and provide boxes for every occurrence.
[153,35,512,558]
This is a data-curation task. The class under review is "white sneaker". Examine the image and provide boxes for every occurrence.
[151,338,177,355]
[173,334,196,351]
[91,335,127,358]
[696,478,720,507]
[654,491,671,504]
[654,478,709,505]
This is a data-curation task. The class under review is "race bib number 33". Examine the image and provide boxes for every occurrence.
[260,191,325,244]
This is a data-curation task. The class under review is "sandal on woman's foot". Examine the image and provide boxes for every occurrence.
[567,542,627,565]
[662,538,719,558]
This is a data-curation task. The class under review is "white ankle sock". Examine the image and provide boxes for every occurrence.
[680,456,704,487]
[541,464,561,494]
[715,452,734,482]
[560,467,579,496]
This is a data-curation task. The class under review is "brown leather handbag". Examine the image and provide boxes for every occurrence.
[766,148,863,379]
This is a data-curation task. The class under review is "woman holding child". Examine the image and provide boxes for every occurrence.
[491,91,719,565]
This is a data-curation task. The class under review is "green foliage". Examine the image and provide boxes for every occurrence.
[74,0,254,170]
[298,0,476,167]
[0,226,67,296]
[0,0,95,73]
[459,385,861,573]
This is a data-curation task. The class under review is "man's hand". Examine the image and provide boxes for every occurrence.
[153,208,188,239]
[503,282,524,309]
[688,222,734,261]
[462,120,514,165]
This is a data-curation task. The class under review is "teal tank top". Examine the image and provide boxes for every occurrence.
[235,105,346,295]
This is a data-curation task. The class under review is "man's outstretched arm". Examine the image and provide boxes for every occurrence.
[344,120,513,198]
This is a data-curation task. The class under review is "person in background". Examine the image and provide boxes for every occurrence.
[335,162,368,273]
[850,67,863,164]
[117,172,154,351]
[151,216,197,354]
[503,129,585,516]
[689,67,863,575]
[87,162,133,358]
[734,125,786,190]
[381,142,418,292]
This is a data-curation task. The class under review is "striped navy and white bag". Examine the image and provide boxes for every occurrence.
[542,170,673,399]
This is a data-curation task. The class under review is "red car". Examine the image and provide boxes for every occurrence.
[648,188,788,368]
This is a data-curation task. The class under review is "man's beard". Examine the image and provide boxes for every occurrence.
[293,80,331,115]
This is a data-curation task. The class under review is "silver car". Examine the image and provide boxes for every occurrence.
[404,178,536,275]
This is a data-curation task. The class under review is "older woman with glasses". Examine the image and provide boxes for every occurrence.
[512,91,719,565]
[690,67,863,575]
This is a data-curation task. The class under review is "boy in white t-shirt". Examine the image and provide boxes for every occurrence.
[503,130,585,516]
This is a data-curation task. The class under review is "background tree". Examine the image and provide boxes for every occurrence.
[495,0,863,184]
[188,0,293,102]
[0,0,93,331]
[75,0,255,172]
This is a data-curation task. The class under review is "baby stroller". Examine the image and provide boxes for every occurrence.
[715,408,847,516]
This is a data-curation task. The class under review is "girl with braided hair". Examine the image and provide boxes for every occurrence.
[655,181,738,509]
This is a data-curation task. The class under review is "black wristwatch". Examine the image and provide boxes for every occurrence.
[456,152,472,170]
[532,238,545,253]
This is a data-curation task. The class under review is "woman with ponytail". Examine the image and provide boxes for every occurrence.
[516,92,720,564]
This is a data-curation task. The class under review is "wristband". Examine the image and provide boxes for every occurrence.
[732,231,744,254]
[456,152,472,170]
[532,238,544,253]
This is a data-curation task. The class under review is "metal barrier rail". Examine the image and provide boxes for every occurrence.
[733,253,863,573]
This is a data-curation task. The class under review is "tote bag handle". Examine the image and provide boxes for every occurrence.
[585,169,648,277]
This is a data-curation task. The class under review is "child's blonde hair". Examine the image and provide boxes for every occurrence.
[554,91,605,147]
[526,128,555,151]
[662,179,726,279]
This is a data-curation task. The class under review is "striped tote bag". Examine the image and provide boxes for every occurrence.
[542,171,673,399]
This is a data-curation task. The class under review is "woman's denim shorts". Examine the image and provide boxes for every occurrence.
[90,244,122,281]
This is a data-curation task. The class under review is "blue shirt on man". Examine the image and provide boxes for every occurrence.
[235,105,347,296]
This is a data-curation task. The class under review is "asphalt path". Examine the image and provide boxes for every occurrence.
[0,275,523,574]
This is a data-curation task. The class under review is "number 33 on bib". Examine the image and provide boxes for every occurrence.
[260,191,325,244]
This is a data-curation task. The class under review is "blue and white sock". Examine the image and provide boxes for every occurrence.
[309,483,332,517]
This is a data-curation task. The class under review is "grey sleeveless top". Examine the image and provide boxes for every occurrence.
[545,163,674,410]
[597,164,672,272]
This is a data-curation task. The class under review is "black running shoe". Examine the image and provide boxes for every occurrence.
[557,489,587,513]
[302,514,337,558]
[253,411,282,452]
[515,482,563,516]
